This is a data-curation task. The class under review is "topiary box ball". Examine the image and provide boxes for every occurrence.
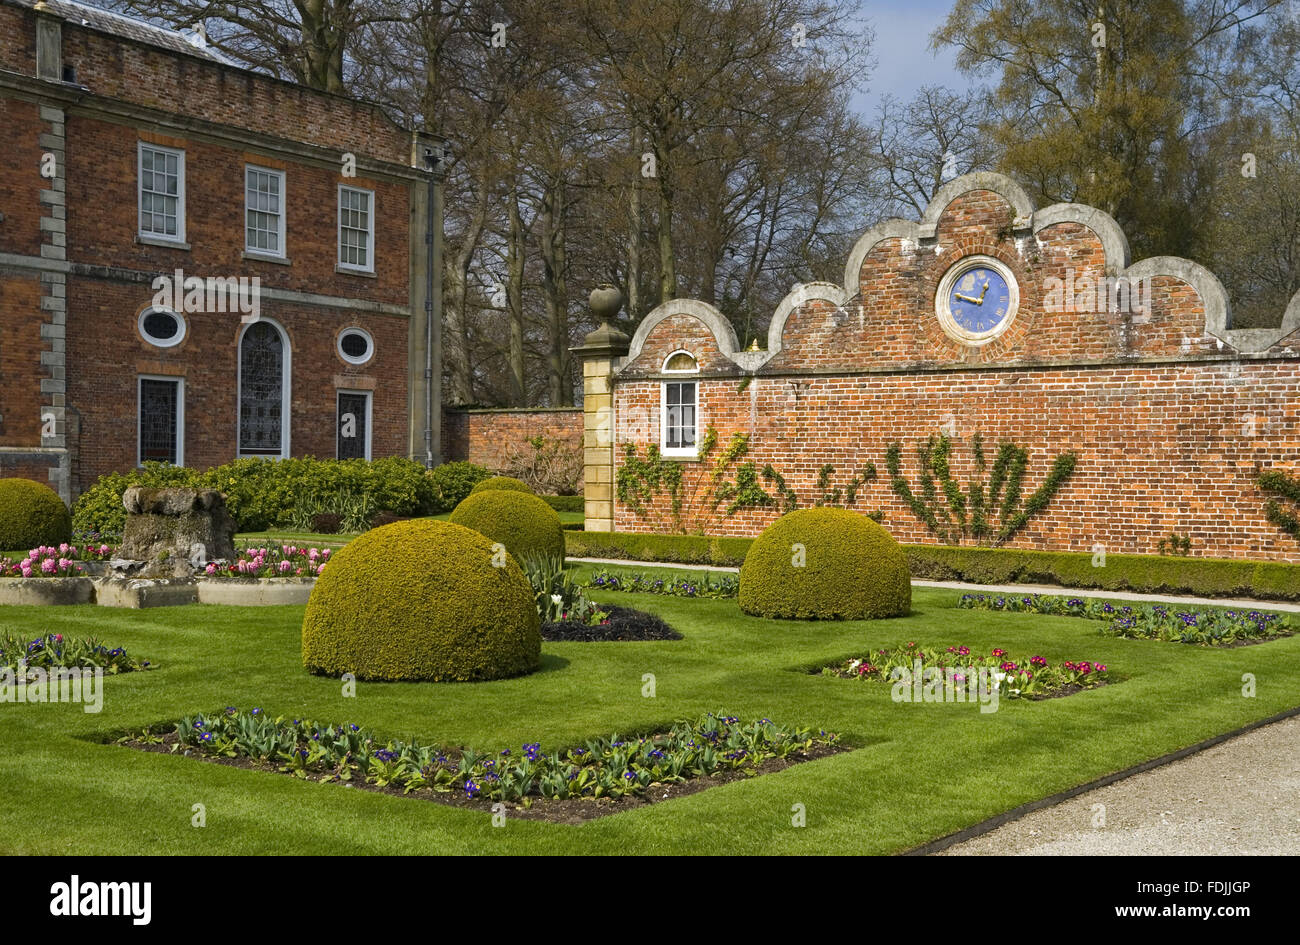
[302,519,541,681]
[739,507,911,620]
[470,475,534,495]
[0,478,72,551]
[449,490,564,562]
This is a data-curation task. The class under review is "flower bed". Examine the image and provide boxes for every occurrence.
[204,545,330,579]
[541,604,682,642]
[1,632,152,675]
[2,543,115,578]
[958,593,1293,646]
[820,641,1111,699]
[587,568,739,599]
[121,709,839,822]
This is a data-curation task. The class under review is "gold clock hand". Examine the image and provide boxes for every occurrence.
[976,282,989,303]
[954,293,981,304]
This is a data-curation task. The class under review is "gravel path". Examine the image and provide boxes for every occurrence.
[937,715,1300,856]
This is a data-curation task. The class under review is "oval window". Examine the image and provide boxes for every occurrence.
[138,308,185,348]
[337,328,374,365]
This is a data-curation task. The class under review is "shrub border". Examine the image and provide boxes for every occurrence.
[566,531,1300,601]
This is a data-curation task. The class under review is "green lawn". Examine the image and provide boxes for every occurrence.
[2,565,1297,854]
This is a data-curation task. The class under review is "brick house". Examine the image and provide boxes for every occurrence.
[578,172,1300,561]
[0,0,439,503]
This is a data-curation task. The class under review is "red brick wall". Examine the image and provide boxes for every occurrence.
[66,278,410,493]
[0,97,45,258]
[66,117,410,307]
[55,14,410,165]
[0,273,45,446]
[0,5,35,74]
[443,408,584,488]
[612,189,1300,561]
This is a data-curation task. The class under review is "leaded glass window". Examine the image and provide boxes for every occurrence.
[337,392,369,460]
[139,378,180,465]
[239,321,285,456]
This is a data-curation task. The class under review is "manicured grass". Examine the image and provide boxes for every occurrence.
[1,564,1298,854]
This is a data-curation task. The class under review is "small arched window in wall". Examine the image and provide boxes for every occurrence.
[660,349,698,457]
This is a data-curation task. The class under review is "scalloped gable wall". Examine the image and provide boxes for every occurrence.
[607,173,1300,559]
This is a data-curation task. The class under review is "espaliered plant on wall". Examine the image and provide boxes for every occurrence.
[617,428,775,533]
[1259,470,1300,542]
[885,432,1077,546]
[756,463,882,519]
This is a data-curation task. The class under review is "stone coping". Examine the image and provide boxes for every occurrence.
[0,575,317,608]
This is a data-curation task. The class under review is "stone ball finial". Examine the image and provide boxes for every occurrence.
[589,284,623,323]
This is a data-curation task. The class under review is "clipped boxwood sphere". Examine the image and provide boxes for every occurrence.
[302,519,540,681]
[0,478,72,551]
[450,489,564,562]
[739,508,911,620]
[470,475,534,495]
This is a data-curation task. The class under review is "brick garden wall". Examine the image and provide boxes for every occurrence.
[610,185,1300,561]
[443,407,584,488]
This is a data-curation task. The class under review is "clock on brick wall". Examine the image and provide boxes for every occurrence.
[935,255,1019,346]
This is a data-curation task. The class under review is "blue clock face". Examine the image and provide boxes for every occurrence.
[948,265,1012,334]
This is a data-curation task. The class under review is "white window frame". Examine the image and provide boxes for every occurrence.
[660,349,700,458]
[137,374,184,467]
[660,387,699,459]
[236,316,292,460]
[337,184,375,273]
[336,327,375,366]
[244,165,287,259]
[137,142,186,243]
[137,306,187,348]
[336,389,373,460]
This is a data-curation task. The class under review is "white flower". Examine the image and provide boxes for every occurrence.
[550,594,563,606]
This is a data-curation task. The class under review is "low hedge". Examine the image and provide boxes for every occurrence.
[564,531,1300,601]
[542,495,584,514]
[426,461,491,513]
[74,457,435,535]
[905,545,1300,602]
[565,530,755,567]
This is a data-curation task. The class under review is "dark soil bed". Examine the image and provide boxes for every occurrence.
[118,732,843,824]
[541,604,682,642]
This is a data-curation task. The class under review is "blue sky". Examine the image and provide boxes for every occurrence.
[852,0,974,118]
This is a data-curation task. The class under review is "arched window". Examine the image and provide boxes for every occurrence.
[660,350,699,457]
[238,319,290,457]
[662,350,698,373]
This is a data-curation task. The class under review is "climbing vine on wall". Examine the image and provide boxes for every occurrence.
[1259,470,1300,543]
[886,432,1077,546]
[616,428,775,533]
